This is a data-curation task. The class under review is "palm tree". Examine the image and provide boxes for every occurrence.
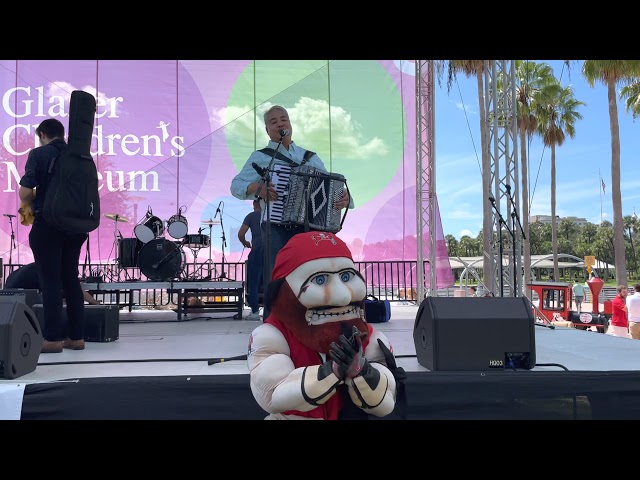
[514,60,556,298]
[445,234,459,256]
[624,214,639,277]
[443,61,492,287]
[534,82,585,282]
[459,235,476,257]
[620,80,640,119]
[582,60,640,286]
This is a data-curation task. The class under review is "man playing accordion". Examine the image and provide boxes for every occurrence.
[230,105,353,319]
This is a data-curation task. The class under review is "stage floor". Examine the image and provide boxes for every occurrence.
[15,302,640,382]
[4,302,640,420]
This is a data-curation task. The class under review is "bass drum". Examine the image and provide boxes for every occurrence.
[137,238,185,281]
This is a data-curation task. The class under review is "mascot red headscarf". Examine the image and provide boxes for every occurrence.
[247,231,402,420]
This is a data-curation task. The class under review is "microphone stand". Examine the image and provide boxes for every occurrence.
[261,135,286,293]
[489,196,513,297]
[217,206,233,281]
[505,186,526,298]
[152,248,180,275]
[6,215,16,269]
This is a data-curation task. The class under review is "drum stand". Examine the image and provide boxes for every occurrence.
[104,213,134,282]
[185,245,203,281]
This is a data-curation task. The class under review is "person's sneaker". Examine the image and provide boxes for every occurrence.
[246,312,261,321]
[41,340,64,354]
[63,338,86,350]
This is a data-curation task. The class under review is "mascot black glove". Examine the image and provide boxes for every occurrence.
[329,325,370,379]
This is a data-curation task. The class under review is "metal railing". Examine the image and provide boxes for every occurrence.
[3,258,621,310]
[2,260,428,308]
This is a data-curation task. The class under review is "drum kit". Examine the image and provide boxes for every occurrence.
[106,207,220,281]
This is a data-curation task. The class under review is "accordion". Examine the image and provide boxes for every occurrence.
[262,164,347,233]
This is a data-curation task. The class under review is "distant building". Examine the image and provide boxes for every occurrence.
[530,215,588,227]
[564,216,589,227]
[530,215,559,224]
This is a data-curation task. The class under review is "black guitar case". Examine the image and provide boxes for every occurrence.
[42,90,100,234]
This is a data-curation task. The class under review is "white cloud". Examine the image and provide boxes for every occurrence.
[454,101,476,115]
[217,97,389,159]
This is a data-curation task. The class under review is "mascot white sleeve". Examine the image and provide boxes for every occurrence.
[247,231,401,420]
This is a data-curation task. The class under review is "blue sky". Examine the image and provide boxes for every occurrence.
[434,60,640,240]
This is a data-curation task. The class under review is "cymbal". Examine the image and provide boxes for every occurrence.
[104,213,129,222]
[201,219,221,225]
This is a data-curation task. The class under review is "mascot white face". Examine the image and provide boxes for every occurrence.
[266,231,369,354]
[285,256,367,325]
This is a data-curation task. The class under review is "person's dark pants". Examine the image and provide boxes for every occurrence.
[247,244,263,314]
[29,218,88,342]
[261,223,304,319]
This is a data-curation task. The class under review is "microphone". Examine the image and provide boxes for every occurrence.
[505,184,511,192]
[488,194,496,203]
[214,201,222,219]
[3,214,16,218]
[279,129,289,138]
[252,162,267,177]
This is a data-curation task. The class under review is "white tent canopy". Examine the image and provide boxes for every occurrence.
[449,254,615,271]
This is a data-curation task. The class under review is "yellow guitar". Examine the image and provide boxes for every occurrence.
[18,189,35,226]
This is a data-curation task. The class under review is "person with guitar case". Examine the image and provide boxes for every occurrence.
[19,90,100,353]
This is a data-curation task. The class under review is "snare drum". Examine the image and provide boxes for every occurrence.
[134,214,164,243]
[167,213,188,239]
[183,233,210,248]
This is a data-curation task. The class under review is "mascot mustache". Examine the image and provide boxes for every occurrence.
[270,281,368,355]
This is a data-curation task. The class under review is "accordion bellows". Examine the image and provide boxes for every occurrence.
[262,164,347,233]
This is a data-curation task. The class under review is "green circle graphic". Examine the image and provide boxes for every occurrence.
[226,60,405,205]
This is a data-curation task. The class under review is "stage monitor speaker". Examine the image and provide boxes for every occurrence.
[413,296,536,371]
[0,301,43,379]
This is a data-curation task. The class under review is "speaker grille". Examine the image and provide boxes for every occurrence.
[413,297,536,371]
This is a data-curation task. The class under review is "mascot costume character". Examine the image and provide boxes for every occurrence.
[247,231,406,420]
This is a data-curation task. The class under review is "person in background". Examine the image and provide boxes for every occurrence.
[238,199,263,321]
[572,278,585,313]
[607,284,630,338]
[4,262,100,305]
[230,105,353,319]
[626,284,640,340]
[469,286,477,297]
[19,118,89,353]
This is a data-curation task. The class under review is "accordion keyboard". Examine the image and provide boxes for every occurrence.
[262,164,292,224]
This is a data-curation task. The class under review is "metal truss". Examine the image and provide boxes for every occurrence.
[416,60,436,300]
[484,60,521,297]
[416,60,522,298]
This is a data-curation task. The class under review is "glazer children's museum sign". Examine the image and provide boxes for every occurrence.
[1,86,186,193]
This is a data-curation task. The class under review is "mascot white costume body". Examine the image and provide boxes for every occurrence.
[247,231,401,420]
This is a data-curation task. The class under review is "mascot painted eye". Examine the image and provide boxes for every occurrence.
[312,274,328,285]
[340,270,355,282]
[246,231,404,420]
